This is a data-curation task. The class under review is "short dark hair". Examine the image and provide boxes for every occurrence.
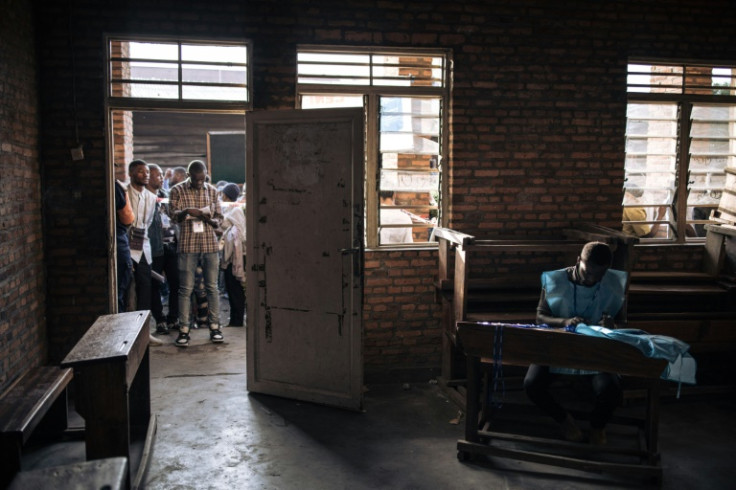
[128,159,147,173]
[379,190,395,201]
[147,163,162,173]
[580,241,612,267]
[187,160,206,174]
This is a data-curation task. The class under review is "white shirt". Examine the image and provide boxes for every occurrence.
[380,209,414,244]
[127,185,157,264]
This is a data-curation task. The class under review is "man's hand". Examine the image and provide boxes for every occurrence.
[186,208,204,218]
[599,314,615,329]
[563,316,585,327]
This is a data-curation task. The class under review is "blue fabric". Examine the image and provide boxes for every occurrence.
[542,268,627,324]
[572,324,697,385]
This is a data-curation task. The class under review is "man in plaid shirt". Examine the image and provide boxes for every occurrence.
[169,160,224,347]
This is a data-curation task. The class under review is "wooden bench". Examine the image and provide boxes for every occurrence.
[433,225,636,405]
[61,310,157,490]
[456,321,667,483]
[8,457,128,490]
[627,224,736,356]
[0,365,74,488]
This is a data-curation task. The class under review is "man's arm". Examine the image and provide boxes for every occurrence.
[536,288,585,328]
[169,186,195,223]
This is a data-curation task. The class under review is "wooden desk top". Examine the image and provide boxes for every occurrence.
[457,321,667,379]
[61,311,150,368]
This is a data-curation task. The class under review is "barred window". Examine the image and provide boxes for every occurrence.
[624,62,736,241]
[297,46,451,248]
[108,37,251,109]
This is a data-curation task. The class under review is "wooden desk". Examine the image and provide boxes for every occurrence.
[456,321,667,483]
[61,311,156,490]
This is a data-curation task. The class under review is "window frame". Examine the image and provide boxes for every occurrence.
[625,59,736,243]
[296,45,452,249]
[106,34,253,111]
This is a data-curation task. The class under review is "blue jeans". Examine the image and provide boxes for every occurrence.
[178,252,220,329]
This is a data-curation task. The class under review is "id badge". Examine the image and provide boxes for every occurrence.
[193,221,204,233]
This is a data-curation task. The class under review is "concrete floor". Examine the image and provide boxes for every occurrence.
[143,322,736,490]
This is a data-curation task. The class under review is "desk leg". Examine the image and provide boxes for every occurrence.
[464,355,482,444]
[129,348,151,437]
[645,378,661,464]
[74,363,131,463]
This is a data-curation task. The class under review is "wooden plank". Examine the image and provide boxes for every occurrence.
[465,241,586,253]
[433,227,475,247]
[62,311,150,369]
[456,322,667,379]
[8,457,128,490]
[457,440,662,481]
[0,365,73,488]
[0,366,73,440]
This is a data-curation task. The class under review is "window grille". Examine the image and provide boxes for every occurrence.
[297,46,451,248]
[624,62,736,241]
[109,38,251,108]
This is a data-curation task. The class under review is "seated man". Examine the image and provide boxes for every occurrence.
[523,241,627,445]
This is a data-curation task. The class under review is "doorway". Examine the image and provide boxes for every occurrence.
[107,109,246,326]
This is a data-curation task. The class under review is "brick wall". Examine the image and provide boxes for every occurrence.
[0,0,45,391]
[364,249,442,381]
[26,0,736,381]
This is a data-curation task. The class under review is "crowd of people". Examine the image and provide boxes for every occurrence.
[115,159,247,347]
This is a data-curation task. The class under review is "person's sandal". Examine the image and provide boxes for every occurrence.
[209,328,224,343]
[175,330,190,347]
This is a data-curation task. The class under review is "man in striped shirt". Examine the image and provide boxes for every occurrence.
[169,160,224,347]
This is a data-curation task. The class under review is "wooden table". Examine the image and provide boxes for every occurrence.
[456,321,668,484]
[61,311,156,490]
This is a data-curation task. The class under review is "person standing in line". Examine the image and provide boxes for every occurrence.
[115,173,135,312]
[220,183,246,327]
[127,159,157,311]
[169,160,224,347]
[379,190,414,244]
[146,163,171,334]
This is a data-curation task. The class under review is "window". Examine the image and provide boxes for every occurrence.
[297,47,451,248]
[624,62,736,241]
[108,37,252,110]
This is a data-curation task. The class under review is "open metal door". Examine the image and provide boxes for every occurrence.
[245,108,364,410]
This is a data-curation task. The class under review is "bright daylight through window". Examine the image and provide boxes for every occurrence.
[624,62,736,241]
[297,47,451,248]
[108,38,251,107]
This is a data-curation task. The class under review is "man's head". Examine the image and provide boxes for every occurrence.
[147,163,163,191]
[379,190,395,204]
[187,160,207,190]
[170,166,187,187]
[576,242,612,287]
[625,184,644,199]
[222,183,240,202]
[128,159,149,188]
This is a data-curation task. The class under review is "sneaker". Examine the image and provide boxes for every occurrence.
[589,428,607,445]
[155,322,170,335]
[167,321,179,331]
[209,327,224,343]
[175,330,190,347]
[560,413,583,442]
